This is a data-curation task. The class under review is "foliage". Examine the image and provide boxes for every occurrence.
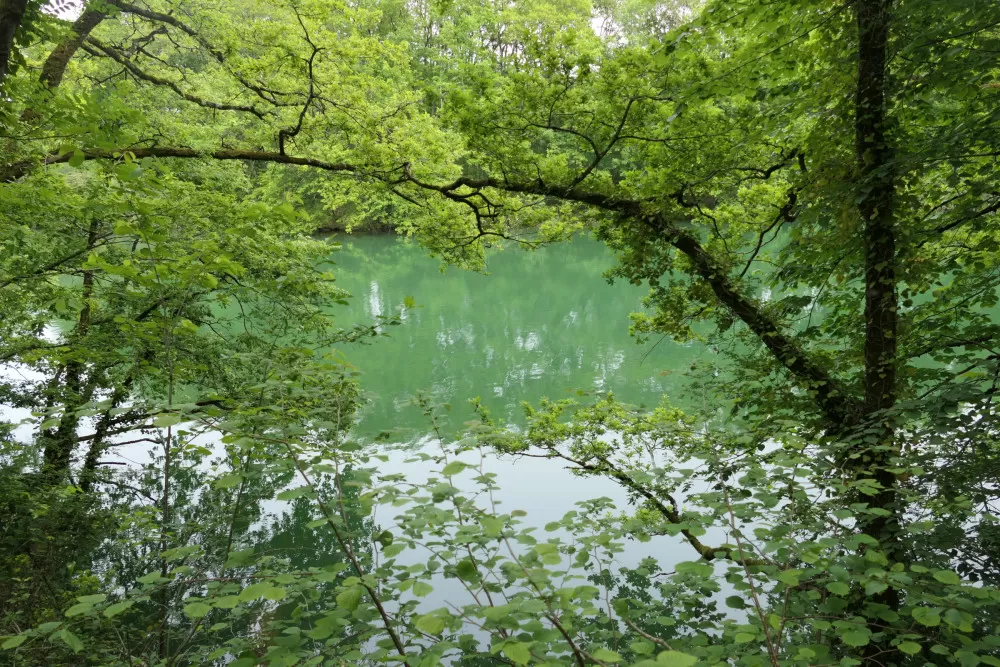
[1,0,1000,665]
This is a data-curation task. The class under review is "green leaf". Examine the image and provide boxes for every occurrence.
[933,570,960,585]
[77,594,106,604]
[456,559,480,581]
[503,642,532,665]
[56,629,83,653]
[441,461,469,476]
[657,651,698,667]
[912,607,941,627]
[413,581,433,597]
[262,587,287,601]
[415,614,446,635]
[104,600,134,618]
[865,581,888,596]
[212,596,240,609]
[480,516,505,537]
[224,548,255,568]
[776,569,801,586]
[725,595,746,609]
[840,628,871,647]
[184,602,212,619]
[734,633,755,643]
[944,608,970,630]
[68,150,85,168]
[64,603,92,617]
[239,582,271,601]
[154,412,184,428]
[826,581,851,596]
[1,635,27,650]
[276,486,310,500]
[592,648,623,663]
[897,642,921,655]
[382,542,405,558]
[115,163,143,181]
[337,586,363,610]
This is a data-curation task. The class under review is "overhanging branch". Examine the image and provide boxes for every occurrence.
[86,36,268,118]
[5,145,861,425]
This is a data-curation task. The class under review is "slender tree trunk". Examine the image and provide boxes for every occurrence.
[853,0,903,655]
[158,326,176,661]
[0,0,29,85]
[79,381,131,492]
[41,219,101,482]
[855,0,899,554]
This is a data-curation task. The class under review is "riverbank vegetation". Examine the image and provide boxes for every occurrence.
[2,0,1000,664]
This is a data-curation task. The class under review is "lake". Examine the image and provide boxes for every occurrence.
[324,234,708,439]
[318,235,727,610]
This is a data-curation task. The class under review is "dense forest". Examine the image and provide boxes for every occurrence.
[2,0,1000,664]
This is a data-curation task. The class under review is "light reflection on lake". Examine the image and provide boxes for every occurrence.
[324,235,707,439]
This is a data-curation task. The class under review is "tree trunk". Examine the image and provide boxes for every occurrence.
[0,0,29,85]
[39,7,106,89]
[40,219,101,483]
[855,0,899,553]
[853,0,903,656]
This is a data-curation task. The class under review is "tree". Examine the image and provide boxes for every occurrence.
[3,0,1000,664]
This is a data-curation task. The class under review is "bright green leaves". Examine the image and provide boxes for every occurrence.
[115,162,144,182]
[412,582,434,597]
[591,647,623,663]
[238,582,287,603]
[441,460,470,476]
[479,515,506,538]
[933,570,961,585]
[656,651,699,667]
[64,594,107,618]
[183,601,213,620]
[826,581,851,596]
[335,586,364,611]
[53,629,84,654]
[137,571,168,585]
[415,613,447,636]
[502,641,533,665]
[775,569,801,586]
[4,0,1000,663]
[533,542,562,565]
[839,627,871,648]
[911,607,942,627]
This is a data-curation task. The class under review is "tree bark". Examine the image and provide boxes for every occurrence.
[853,1,903,655]
[855,0,899,553]
[39,6,106,89]
[40,218,101,483]
[0,0,29,85]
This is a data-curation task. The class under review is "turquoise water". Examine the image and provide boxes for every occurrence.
[324,235,707,438]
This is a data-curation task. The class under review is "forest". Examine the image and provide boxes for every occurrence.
[1,0,1000,664]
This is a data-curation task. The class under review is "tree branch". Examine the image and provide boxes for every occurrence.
[85,36,268,118]
[39,6,106,88]
[7,145,861,426]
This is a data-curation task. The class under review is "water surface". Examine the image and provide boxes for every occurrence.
[326,235,706,438]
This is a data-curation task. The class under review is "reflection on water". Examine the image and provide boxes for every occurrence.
[325,235,705,437]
